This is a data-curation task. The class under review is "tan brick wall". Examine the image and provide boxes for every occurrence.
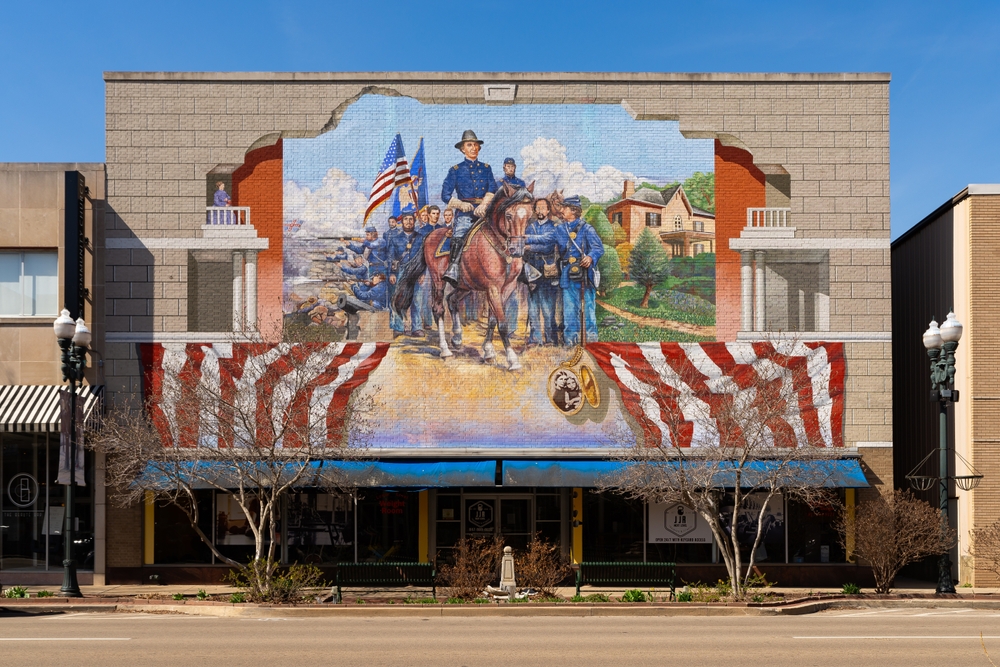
[105,502,143,568]
[968,193,1000,585]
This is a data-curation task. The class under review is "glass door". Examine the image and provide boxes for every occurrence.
[462,495,534,550]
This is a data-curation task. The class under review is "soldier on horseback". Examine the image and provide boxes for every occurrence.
[440,130,498,286]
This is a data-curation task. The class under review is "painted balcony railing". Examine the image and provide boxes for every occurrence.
[205,206,251,226]
[746,207,791,228]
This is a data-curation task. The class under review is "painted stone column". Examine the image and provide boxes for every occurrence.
[754,251,766,332]
[741,251,753,332]
[244,250,258,332]
[232,251,244,332]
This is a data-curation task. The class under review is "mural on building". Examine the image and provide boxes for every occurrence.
[168,94,848,451]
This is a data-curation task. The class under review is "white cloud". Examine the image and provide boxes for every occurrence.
[519,138,640,203]
[283,168,370,238]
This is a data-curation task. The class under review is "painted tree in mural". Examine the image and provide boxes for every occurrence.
[597,340,846,599]
[627,228,671,308]
[91,338,384,598]
[683,172,715,213]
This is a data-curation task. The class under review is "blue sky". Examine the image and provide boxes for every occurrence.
[2,0,999,238]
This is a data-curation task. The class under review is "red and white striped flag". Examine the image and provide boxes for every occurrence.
[140,342,389,448]
[364,134,411,223]
[588,342,845,449]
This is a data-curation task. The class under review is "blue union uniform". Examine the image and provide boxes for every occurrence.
[440,159,498,238]
[497,174,526,189]
[351,280,388,310]
[346,238,389,277]
[524,219,559,345]
[554,217,604,345]
[386,229,424,332]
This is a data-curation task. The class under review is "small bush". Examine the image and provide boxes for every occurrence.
[171,593,185,601]
[570,592,610,603]
[226,560,326,604]
[438,535,504,600]
[445,596,466,604]
[841,583,861,595]
[514,534,572,597]
[229,592,246,603]
[196,589,208,600]
[3,586,28,598]
[676,590,693,602]
[37,590,54,598]
[620,589,647,603]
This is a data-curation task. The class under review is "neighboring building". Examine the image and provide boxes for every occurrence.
[0,163,106,585]
[892,184,1000,586]
[606,180,716,257]
[83,71,894,586]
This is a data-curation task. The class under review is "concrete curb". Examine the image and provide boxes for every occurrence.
[7,596,1000,618]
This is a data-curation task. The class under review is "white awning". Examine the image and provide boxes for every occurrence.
[0,385,103,433]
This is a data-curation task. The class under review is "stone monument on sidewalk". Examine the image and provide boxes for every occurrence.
[500,546,516,596]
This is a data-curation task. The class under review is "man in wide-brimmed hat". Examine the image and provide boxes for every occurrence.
[439,130,498,285]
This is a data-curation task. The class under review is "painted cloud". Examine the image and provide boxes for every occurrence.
[519,138,640,203]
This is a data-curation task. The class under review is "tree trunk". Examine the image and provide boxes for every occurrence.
[640,283,653,309]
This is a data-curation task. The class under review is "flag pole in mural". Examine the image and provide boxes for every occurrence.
[364,133,411,224]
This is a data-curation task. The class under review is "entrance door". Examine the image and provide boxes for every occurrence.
[463,495,533,551]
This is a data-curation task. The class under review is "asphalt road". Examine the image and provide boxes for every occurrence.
[3,608,1000,666]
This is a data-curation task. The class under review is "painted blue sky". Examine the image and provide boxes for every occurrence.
[285,94,713,197]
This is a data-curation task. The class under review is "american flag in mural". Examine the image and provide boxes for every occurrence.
[587,342,845,449]
[364,133,411,223]
[140,342,389,448]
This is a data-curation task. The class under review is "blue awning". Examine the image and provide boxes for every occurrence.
[140,460,497,489]
[502,459,869,488]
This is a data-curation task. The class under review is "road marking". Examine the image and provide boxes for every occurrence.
[0,638,132,641]
[913,609,976,616]
[832,609,911,617]
[795,636,1000,640]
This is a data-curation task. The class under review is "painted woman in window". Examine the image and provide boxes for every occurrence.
[213,181,232,224]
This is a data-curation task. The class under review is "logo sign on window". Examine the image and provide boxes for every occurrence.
[648,501,713,544]
[467,500,494,532]
[7,473,39,508]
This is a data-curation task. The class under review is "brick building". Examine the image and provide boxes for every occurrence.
[0,72,894,586]
[606,180,716,257]
[892,184,1000,586]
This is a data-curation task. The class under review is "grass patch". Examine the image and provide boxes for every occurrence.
[570,593,610,603]
[229,592,246,603]
[604,284,714,326]
[596,305,711,343]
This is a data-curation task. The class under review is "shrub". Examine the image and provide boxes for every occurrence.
[226,560,326,604]
[196,589,208,600]
[620,589,647,603]
[676,590,693,602]
[3,586,28,598]
[229,592,246,604]
[570,592,610,603]
[438,535,504,600]
[171,593,185,601]
[514,534,572,597]
[841,583,861,595]
[37,590,54,598]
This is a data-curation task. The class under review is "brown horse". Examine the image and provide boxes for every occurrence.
[392,183,535,370]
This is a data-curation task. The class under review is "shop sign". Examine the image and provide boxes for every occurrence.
[648,502,713,544]
[467,500,494,533]
[7,473,39,508]
[379,495,405,515]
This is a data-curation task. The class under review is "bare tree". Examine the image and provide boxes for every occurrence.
[836,489,955,594]
[91,339,381,595]
[599,341,844,599]
[970,519,1000,584]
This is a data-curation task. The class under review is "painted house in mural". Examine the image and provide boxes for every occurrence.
[607,180,716,257]
[58,71,898,588]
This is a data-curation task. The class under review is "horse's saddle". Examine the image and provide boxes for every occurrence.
[434,220,486,258]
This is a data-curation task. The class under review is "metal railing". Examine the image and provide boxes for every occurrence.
[746,207,791,228]
[205,206,251,226]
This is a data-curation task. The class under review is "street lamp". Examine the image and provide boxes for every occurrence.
[52,308,90,598]
[911,312,982,594]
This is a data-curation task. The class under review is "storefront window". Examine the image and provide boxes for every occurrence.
[357,490,418,562]
[153,492,213,564]
[1,433,95,572]
[286,492,354,565]
[583,492,644,561]
[787,491,844,563]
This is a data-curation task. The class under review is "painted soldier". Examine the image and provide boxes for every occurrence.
[497,157,526,189]
[524,198,560,346]
[553,195,604,346]
[346,225,389,278]
[440,130,498,285]
[351,272,389,310]
[386,206,425,336]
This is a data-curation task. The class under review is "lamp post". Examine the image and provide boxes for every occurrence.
[52,308,90,598]
[921,312,964,595]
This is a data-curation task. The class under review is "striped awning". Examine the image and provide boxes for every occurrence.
[0,385,104,433]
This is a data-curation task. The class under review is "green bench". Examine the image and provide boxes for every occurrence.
[335,562,436,601]
[575,561,677,600]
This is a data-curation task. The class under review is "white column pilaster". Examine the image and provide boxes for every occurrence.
[232,251,244,332]
[244,250,257,332]
[740,251,753,332]
[754,251,766,332]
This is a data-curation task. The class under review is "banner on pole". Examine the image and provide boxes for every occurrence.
[57,389,86,486]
